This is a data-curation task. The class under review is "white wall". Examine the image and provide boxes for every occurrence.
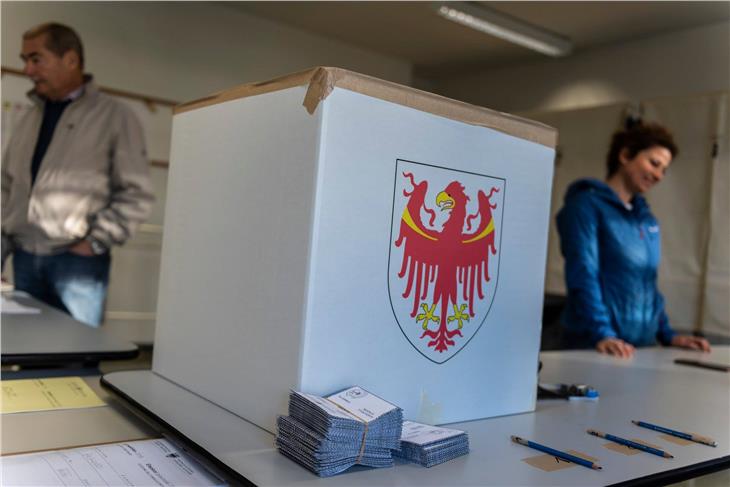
[1,1,412,103]
[434,21,729,113]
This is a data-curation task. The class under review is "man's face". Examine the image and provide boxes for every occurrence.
[21,34,80,100]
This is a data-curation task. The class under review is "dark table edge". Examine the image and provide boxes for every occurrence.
[100,375,729,487]
[100,374,256,487]
[2,347,139,366]
[608,456,730,487]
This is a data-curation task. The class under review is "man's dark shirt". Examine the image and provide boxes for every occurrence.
[30,99,72,186]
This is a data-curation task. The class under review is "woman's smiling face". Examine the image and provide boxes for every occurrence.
[619,145,673,194]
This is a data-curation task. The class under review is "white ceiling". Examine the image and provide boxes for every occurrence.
[226,1,730,78]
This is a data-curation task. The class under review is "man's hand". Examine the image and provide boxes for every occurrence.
[596,337,635,358]
[68,239,95,256]
[671,335,711,352]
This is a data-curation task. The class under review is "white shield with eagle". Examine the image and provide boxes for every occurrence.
[387,159,505,364]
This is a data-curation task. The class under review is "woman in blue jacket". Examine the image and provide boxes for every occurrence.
[557,123,710,358]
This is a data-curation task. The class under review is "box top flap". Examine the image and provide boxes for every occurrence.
[174,66,557,148]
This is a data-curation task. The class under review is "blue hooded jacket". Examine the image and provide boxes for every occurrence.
[556,178,675,347]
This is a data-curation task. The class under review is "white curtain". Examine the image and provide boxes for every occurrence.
[643,93,730,337]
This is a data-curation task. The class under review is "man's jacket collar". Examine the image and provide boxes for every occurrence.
[27,74,98,106]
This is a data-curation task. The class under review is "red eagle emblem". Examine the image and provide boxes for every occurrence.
[389,160,503,362]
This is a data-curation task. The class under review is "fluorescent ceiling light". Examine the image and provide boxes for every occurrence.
[433,2,573,57]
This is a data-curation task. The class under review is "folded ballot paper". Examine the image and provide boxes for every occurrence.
[394,420,470,467]
[276,386,403,477]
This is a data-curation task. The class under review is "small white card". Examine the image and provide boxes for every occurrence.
[400,420,465,445]
[296,391,362,421]
[326,386,397,422]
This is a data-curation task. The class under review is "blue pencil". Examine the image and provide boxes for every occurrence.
[632,420,717,447]
[511,435,602,470]
[587,429,674,458]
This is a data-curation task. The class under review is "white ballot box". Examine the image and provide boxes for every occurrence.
[153,67,556,432]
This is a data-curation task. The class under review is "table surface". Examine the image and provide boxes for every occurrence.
[0,375,157,456]
[99,346,730,486]
[1,292,139,365]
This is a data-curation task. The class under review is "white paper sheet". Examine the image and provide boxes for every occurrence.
[327,386,398,421]
[0,438,227,486]
[298,392,361,421]
[400,420,465,445]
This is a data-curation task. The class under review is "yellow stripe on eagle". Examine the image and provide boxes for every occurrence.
[402,208,494,244]
[402,207,437,241]
[462,218,494,244]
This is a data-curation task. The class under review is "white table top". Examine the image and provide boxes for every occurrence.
[1,376,157,456]
[541,345,730,372]
[1,292,138,365]
[101,346,730,486]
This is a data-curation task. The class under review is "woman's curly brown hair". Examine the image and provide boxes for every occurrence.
[606,122,678,177]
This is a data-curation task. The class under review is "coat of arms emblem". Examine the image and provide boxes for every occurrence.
[388,159,505,363]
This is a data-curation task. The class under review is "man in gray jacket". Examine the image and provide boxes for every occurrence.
[1,22,154,326]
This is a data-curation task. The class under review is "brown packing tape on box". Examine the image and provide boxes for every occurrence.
[174,67,557,148]
[174,68,315,114]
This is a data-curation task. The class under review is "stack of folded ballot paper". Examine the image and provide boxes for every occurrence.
[395,420,470,467]
[276,386,403,477]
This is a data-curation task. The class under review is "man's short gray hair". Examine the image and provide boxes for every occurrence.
[23,22,84,70]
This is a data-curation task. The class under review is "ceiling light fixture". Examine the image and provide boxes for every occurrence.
[433,2,573,57]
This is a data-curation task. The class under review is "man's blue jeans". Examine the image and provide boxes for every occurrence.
[13,249,111,327]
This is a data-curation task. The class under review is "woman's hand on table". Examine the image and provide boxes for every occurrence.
[671,335,711,352]
[596,337,635,358]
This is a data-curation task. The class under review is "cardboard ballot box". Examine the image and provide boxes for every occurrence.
[153,67,556,432]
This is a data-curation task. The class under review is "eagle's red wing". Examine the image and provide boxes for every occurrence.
[456,188,499,317]
[394,175,442,317]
